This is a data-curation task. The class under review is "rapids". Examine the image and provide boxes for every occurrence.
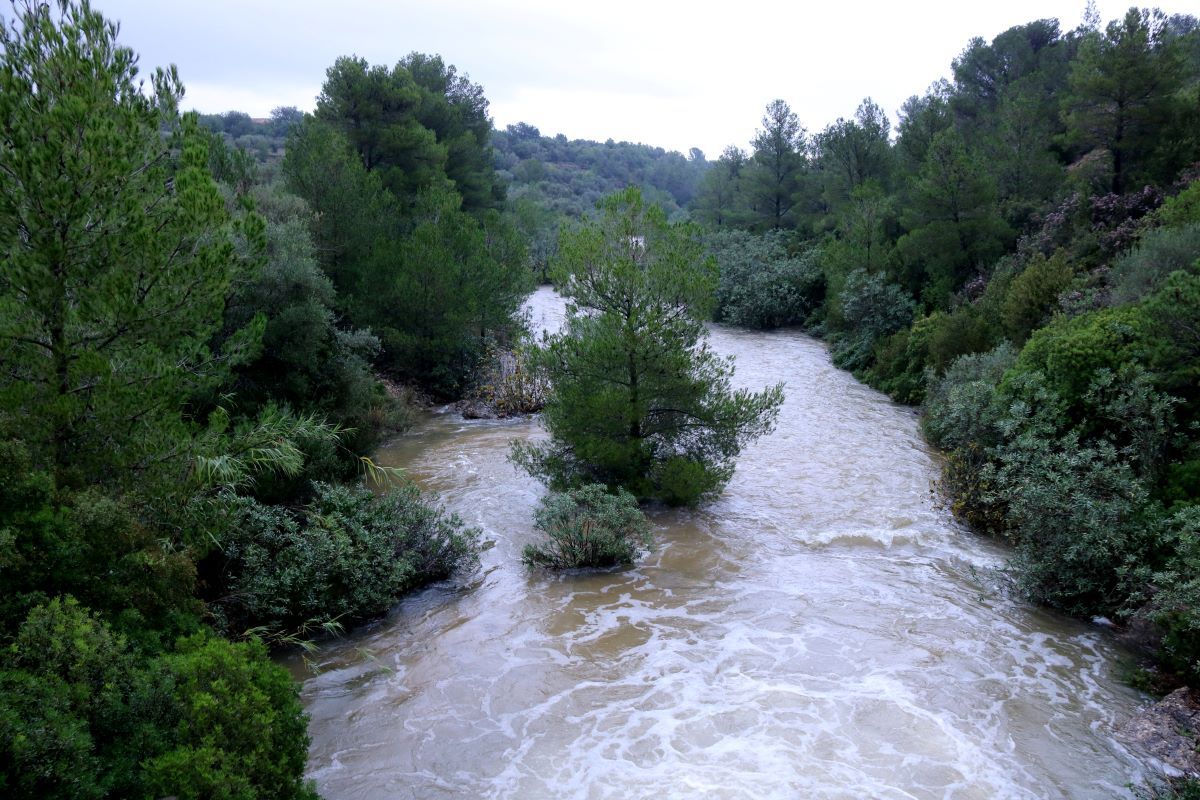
[287,287,1151,799]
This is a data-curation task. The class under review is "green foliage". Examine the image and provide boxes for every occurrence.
[209,482,478,635]
[217,187,406,465]
[513,188,783,505]
[1141,271,1200,422]
[745,100,808,231]
[1156,179,1200,228]
[0,442,199,639]
[0,598,145,799]
[1146,505,1200,683]
[828,269,915,373]
[999,251,1074,342]
[709,230,824,329]
[522,484,652,570]
[1108,223,1200,304]
[494,122,706,221]
[285,119,531,396]
[814,98,893,218]
[0,0,255,488]
[693,146,749,228]
[896,128,1012,308]
[314,53,494,209]
[1006,305,1148,409]
[0,599,316,800]
[1064,8,1186,194]
[923,343,1018,452]
[925,303,1001,373]
[866,313,943,404]
[141,633,319,800]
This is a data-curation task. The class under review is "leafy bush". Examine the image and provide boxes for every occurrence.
[142,633,319,800]
[1109,223,1200,304]
[523,484,652,570]
[1142,270,1200,407]
[0,598,142,799]
[1145,505,1200,684]
[211,482,479,634]
[1000,251,1074,342]
[926,303,1001,373]
[1155,179,1200,228]
[829,269,916,372]
[1005,305,1147,409]
[709,230,825,329]
[0,442,198,639]
[923,343,1018,452]
[0,599,317,800]
[994,432,1153,613]
[865,313,940,404]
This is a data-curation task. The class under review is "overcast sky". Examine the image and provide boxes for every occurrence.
[83,0,1151,157]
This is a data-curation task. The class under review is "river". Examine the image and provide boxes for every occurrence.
[287,286,1152,799]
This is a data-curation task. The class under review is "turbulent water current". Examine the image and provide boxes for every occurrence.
[287,287,1154,799]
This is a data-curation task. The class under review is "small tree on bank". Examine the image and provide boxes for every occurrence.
[513,187,783,506]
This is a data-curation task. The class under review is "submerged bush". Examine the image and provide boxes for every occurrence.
[210,482,479,634]
[523,484,652,570]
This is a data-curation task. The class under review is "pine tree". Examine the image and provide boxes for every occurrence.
[0,0,253,487]
[513,188,783,505]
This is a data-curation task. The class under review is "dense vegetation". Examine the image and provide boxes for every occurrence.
[690,9,1200,701]
[6,0,1200,792]
[0,1,503,795]
[493,124,708,280]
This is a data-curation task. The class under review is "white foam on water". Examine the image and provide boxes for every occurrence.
[291,289,1153,799]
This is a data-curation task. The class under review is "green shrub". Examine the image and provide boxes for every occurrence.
[926,304,1000,373]
[0,441,199,639]
[1155,180,1200,228]
[1142,270,1200,408]
[866,313,951,405]
[1005,305,1147,409]
[829,269,915,372]
[523,484,652,570]
[1109,223,1200,304]
[923,343,1018,452]
[995,433,1153,614]
[212,481,479,634]
[0,600,316,799]
[0,598,137,799]
[142,633,319,800]
[985,367,1172,614]
[709,230,825,329]
[1147,505,1200,684]
[1000,251,1075,342]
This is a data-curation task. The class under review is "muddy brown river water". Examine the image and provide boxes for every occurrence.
[287,287,1153,799]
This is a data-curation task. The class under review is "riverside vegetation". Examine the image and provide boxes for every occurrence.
[3,0,1200,796]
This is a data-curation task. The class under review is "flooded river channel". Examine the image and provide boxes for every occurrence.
[289,287,1151,799]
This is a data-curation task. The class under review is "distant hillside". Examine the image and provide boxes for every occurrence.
[492,122,708,219]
